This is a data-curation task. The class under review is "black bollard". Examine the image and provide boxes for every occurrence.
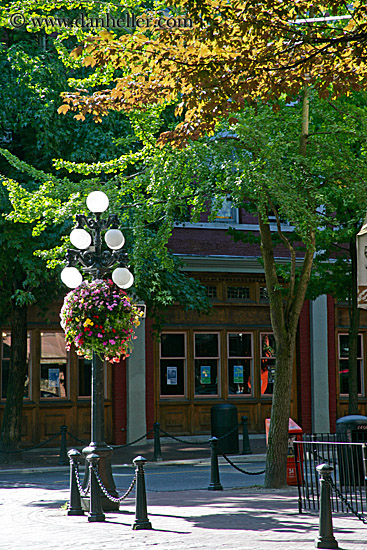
[67,449,84,516]
[153,422,162,462]
[132,456,152,530]
[315,464,339,549]
[241,416,252,455]
[208,437,223,491]
[362,443,367,484]
[59,425,68,465]
[87,453,105,523]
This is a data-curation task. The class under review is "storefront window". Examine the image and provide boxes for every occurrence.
[194,333,219,396]
[40,332,68,398]
[1,332,30,399]
[338,334,363,395]
[260,333,276,395]
[160,333,186,396]
[228,333,252,395]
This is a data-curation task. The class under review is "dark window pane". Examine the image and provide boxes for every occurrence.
[261,334,276,357]
[195,334,218,357]
[339,359,362,394]
[261,359,276,395]
[227,286,250,300]
[79,358,92,397]
[206,285,217,299]
[1,358,10,399]
[259,287,269,303]
[1,332,30,399]
[194,359,218,395]
[40,333,67,398]
[228,359,251,395]
[228,333,251,357]
[339,335,349,358]
[161,334,185,358]
[160,359,185,396]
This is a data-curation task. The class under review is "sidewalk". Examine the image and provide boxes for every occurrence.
[0,484,365,549]
[1,436,366,549]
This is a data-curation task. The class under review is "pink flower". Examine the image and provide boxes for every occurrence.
[109,339,116,345]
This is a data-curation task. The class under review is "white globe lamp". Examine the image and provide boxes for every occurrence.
[70,228,92,250]
[61,266,83,288]
[105,229,125,250]
[86,191,109,213]
[112,267,134,289]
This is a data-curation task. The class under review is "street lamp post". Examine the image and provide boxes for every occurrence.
[61,191,134,511]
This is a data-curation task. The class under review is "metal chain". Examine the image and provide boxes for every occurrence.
[0,432,60,454]
[111,428,155,449]
[157,428,205,445]
[67,432,88,445]
[92,464,136,503]
[217,424,241,441]
[73,464,90,498]
[329,478,367,525]
[159,423,242,444]
[218,449,266,475]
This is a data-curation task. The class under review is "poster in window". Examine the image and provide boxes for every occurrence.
[167,366,178,385]
[233,365,244,384]
[200,366,211,384]
[48,368,60,388]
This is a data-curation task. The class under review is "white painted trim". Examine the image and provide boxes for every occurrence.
[174,222,294,232]
[126,318,147,444]
[310,296,330,433]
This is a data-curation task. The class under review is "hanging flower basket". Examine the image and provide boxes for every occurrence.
[60,279,143,362]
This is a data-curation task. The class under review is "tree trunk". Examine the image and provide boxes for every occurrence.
[0,301,28,462]
[265,334,296,487]
[348,236,360,415]
[259,215,315,487]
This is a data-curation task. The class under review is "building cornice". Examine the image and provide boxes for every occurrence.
[175,254,304,273]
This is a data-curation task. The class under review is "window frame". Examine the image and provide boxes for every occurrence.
[214,198,239,224]
[39,331,69,400]
[260,332,276,397]
[194,331,220,397]
[159,332,187,398]
[227,332,253,397]
[338,332,364,397]
[1,331,31,401]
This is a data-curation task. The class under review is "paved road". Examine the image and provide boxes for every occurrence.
[0,461,266,492]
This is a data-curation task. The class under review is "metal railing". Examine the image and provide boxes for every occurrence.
[294,439,367,525]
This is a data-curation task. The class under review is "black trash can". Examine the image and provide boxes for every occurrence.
[336,415,367,486]
[211,404,239,454]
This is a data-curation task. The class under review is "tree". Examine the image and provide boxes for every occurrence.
[305,93,367,415]
[55,0,367,488]
[0,11,210,456]
[0,19,136,456]
[0,179,66,459]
